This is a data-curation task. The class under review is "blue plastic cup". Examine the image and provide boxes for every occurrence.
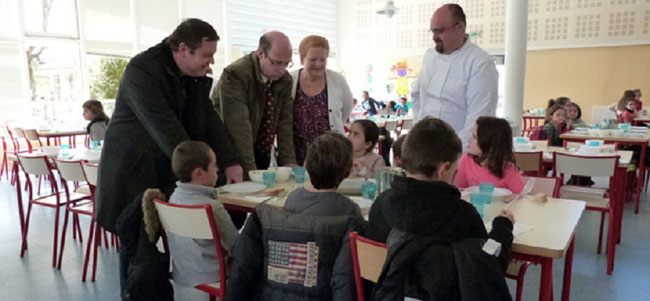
[262,171,275,188]
[470,193,488,218]
[294,166,306,184]
[90,140,99,150]
[478,183,494,204]
[361,181,378,200]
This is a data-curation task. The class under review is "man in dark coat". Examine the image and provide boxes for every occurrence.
[94,18,243,292]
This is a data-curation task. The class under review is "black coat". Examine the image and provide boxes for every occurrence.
[95,39,239,233]
[371,227,513,301]
[367,176,488,244]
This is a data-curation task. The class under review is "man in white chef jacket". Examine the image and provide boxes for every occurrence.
[411,4,498,147]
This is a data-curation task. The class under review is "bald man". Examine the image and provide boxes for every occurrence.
[212,31,297,175]
[411,4,498,148]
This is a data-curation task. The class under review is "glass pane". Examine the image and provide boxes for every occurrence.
[23,0,79,37]
[86,54,129,116]
[25,39,86,129]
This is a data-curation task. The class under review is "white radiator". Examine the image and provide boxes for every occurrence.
[591,105,616,125]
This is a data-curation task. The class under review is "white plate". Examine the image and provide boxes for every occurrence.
[222,182,266,194]
[464,186,512,198]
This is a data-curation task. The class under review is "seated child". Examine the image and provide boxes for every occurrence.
[567,102,588,128]
[394,97,409,116]
[82,99,110,141]
[620,97,638,124]
[348,119,386,177]
[367,117,514,243]
[455,116,525,193]
[226,132,365,300]
[634,89,643,111]
[367,117,513,300]
[392,134,407,167]
[167,141,239,297]
[542,104,569,146]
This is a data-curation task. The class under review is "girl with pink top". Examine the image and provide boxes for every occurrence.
[348,119,385,177]
[455,116,525,193]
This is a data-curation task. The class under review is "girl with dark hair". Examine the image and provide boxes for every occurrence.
[348,119,385,177]
[455,116,524,193]
[82,99,110,141]
[567,102,588,128]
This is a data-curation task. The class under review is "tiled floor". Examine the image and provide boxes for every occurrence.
[1,173,650,300]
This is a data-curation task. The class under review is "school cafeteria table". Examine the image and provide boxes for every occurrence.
[560,130,650,214]
[218,179,585,301]
[37,129,87,146]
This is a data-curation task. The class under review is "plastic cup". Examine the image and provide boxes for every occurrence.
[61,144,71,158]
[294,166,306,184]
[470,193,487,218]
[478,183,494,204]
[361,181,378,200]
[90,140,99,150]
[262,171,275,188]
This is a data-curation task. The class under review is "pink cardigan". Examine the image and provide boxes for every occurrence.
[455,153,525,193]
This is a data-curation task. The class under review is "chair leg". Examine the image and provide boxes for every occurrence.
[114,234,120,253]
[75,214,84,243]
[57,209,71,269]
[103,229,109,249]
[72,214,77,241]
[82,218,95,282]
[20,202,33,257]
[597,211,605,254]
[0,155,7,180]
[52,206,61,267]
[92,223,100,282]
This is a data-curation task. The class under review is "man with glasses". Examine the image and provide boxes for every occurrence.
[411,4,498,148]
[212,31,297,176]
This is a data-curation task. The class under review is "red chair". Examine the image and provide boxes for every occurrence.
[521,115,545,137]
[553,152,620,274]
[54,158,96,277]
[349,232,387,301]
[16,154,88,267]
[153,198,228,301]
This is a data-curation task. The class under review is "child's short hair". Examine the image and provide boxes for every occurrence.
[305,132,353,189]
[353,120,379,153]
[473,117,515,178]
[545,104,566,123]
[172,141,213,183]
[568,103,582,119]
[392,134,407,161]
[401,118,461,178]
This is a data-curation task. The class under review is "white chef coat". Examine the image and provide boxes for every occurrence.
[411,38,498,147]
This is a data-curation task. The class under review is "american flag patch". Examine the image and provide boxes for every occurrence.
[267,240,319,287]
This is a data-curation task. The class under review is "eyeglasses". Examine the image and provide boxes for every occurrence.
[430,22,459,35]
[266,55,293,68]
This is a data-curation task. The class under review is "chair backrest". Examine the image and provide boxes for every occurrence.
[514,151,543,173]
[81,162,99,186]
[553,152,619,178]
[17,154,51,176]
[55,158,86,182]
[521,175,561,198]
[349,232,387,301]
[153,198,227,296]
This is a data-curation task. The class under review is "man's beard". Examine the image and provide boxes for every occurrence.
[435,41,444,53]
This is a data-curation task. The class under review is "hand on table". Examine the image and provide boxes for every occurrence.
[225,165,243,184]
[499,210,515,224]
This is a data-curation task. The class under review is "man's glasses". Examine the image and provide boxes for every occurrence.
[266,55,293,68]
[430,22,459,35]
